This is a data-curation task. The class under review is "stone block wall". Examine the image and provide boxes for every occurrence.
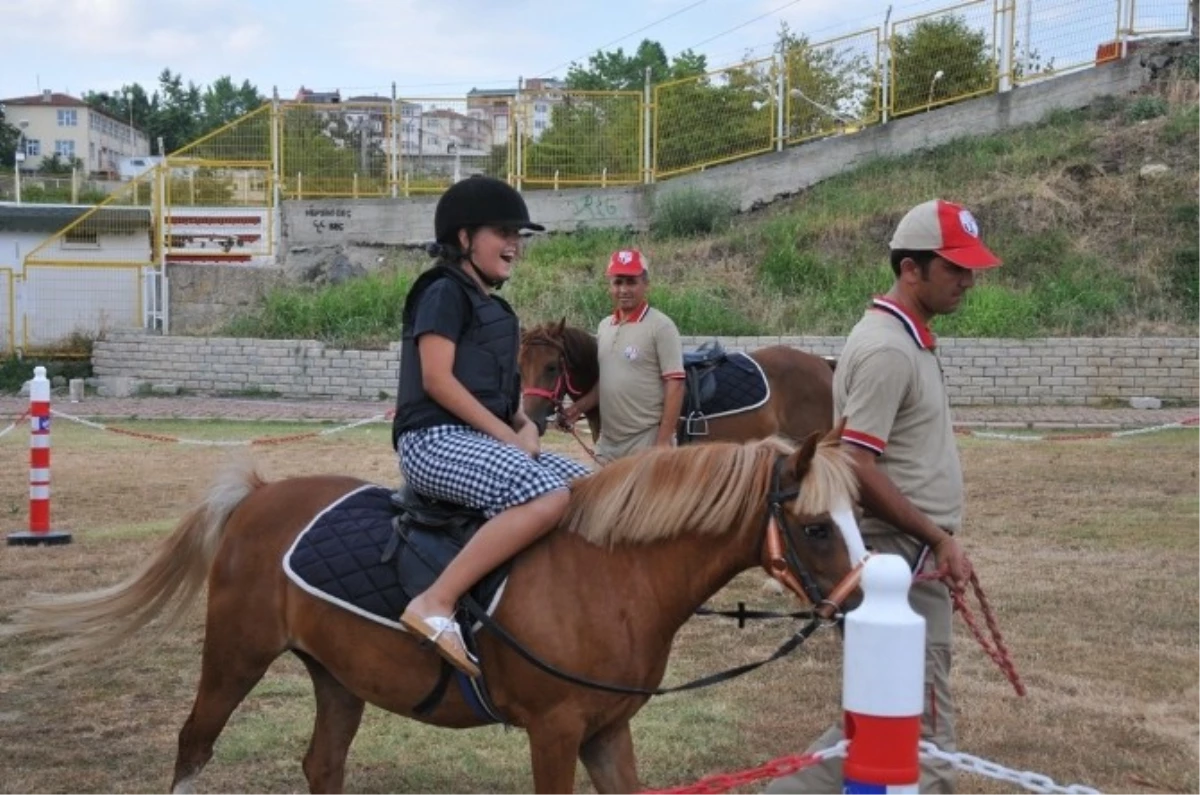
[92,331,1198,406]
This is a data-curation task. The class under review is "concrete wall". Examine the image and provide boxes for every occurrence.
[92,331,1198,406]
[166,263,286,335]
[654,58,1148,212]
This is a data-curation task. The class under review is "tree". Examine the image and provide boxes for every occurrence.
[777,22,876,139]
[566,39,707,90]
[85,73,266,161]
[889,15,994,116]
[520,40,707,182]
[201,77,264,133]
[38,153,84,175]
[0,106,19,169]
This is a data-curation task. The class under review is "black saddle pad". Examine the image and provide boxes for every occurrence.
[685,352,769,419]
[283,485,508,629]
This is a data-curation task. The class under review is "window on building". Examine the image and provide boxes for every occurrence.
[534,120,546,131]
[25,139,41,157]
[64,227,99,247]
[55,140,76,158]
[494,115,508,132]
[57,109,78,126]
[534,103,547,113]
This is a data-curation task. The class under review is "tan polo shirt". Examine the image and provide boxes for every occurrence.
[834,296,964,538]
[595,304,685,460]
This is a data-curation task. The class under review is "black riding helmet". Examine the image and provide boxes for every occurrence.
[434,175,545,245]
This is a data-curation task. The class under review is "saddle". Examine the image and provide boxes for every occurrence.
[384,487,508,617]
[681,340,727,438]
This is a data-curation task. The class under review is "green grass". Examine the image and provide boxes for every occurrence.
[222,268,419,348]
[218,88,1198,345]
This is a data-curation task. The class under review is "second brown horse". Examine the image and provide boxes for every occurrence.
[520,319,834,447]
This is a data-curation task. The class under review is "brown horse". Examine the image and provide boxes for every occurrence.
[520,319,835,447]
[2,433,862,794]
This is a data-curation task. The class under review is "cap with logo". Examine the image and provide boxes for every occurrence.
[889,199,1001,269]
[606,249,648,277]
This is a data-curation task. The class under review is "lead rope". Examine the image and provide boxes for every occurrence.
[916,568,1026,697]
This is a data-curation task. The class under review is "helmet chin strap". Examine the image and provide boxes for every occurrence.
[464,245,506,290]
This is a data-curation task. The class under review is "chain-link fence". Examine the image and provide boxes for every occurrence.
[1125,0,1195,34]
[785,28,882,144]
[890,0,999,117]
[654,58,778,179]
[1012,0,1122,84]
[21,176,156,349]
[518,91,642,187]
[0,268,13,353]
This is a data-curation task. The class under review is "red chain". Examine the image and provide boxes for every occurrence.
[643,749,830,794]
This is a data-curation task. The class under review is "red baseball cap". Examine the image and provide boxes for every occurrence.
[889,199,1001,269]
[606,249,648,277]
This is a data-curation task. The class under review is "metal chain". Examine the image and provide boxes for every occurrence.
[643,742,847,794]
[920,742,1100,794]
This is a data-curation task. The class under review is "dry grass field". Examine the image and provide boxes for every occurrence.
[0,419,1195,793]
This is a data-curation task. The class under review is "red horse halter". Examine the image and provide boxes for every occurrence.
[521,342,587,419]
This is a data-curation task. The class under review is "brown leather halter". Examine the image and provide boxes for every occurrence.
[761,454,866,620]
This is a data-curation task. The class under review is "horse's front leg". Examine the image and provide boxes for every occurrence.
[580,719,639,793]
[527,713,586,793]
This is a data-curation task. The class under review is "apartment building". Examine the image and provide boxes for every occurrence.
[1,90,150,177]
[466,77,565,146]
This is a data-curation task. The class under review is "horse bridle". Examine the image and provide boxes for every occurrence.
[762,454,865,621]
[520,339,587,430]
[455,453,864,697]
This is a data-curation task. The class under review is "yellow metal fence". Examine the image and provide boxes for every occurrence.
[12,0,1184,350]
[21,175,156,350]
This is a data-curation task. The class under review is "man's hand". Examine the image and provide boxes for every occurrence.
[931,535,972,592]
[560,403,582,427]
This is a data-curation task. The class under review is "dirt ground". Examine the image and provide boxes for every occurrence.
[0,420,1196,794]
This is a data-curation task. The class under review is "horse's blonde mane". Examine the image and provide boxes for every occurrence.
[563,436,858,547]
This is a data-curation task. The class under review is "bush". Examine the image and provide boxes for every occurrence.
[221,269,416,348]
[651,188,736,239]
[1125,95,1169,122]
[1168,247,1199,321]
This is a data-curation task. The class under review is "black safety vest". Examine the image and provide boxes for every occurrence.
[392,264,520,446]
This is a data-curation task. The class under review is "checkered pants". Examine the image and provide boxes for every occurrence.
[398,425,591,518]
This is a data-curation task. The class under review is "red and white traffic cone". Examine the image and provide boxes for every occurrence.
[8,366,72,546]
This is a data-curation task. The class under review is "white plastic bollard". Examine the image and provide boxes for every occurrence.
[7,367,72,546]
[842,554,924,793]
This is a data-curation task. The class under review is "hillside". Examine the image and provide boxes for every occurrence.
[226,52,1199,346]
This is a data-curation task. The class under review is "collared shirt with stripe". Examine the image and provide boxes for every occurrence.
[595,303,685,460]
[833,296,964,535]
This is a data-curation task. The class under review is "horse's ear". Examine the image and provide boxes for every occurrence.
[788,430,822,480]
[822,417,846,447]
[553,317,566,336]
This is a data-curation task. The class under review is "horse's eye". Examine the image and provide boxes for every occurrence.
[802,523,829,540]
[547,362,560,375]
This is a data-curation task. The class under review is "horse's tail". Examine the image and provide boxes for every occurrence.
[0,458,266,670]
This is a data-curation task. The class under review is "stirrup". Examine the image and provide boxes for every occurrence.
[685,411,709,437]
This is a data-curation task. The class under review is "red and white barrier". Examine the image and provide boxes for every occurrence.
[7,366,72,546]
[843,554,925,793]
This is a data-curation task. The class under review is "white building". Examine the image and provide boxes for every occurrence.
[1,91,150,178]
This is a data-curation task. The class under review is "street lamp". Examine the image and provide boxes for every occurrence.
[447,139,461,183]
[124,91,135,154]
[15,119,28,204]
[926,70,945,112]
[788,87,861,128]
